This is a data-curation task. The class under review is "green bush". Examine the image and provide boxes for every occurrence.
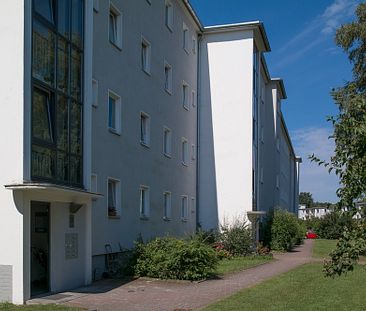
[220,219,252,256]
[317,212,355,239]
[270,209,305,251]
[133,236,218,281]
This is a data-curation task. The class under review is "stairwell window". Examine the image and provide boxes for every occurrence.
[108,90,121,134]
[164,62,172,94]
[165,1,173,31]
[140,112,150,147]
[182,138,188,166]
[109,3,122,49]
[182,82,189,110]
[141,37,151,75]
[183,23,189,52]
[140,186,150,219]
[163,191,172,220]
[108,178,120,217]
[181,196,188,221]
[163,127,172,157]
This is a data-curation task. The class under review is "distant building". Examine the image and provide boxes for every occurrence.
[298,205,332,220]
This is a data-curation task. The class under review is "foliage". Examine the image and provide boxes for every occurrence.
[299,192,314,208]
[133,236,218,281]
[317,211,355,239]
[270,209,305,251]
[220,219,252,256]
[309,3,366,276]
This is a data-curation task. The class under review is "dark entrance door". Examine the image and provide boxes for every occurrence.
[31,201,50,297]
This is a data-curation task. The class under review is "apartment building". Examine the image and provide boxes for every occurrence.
[0,0,300,303]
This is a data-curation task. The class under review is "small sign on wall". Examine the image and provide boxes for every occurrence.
[65,233,78,260]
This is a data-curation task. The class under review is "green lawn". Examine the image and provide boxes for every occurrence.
[0,303,81,311]
[202,263,366,311]
[312,239,338,258]
[215,255,273,275]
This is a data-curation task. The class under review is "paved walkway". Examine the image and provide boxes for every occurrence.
[29,240,314,311]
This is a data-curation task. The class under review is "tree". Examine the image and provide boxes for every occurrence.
[310,3,366,276]
[299,192,314,208]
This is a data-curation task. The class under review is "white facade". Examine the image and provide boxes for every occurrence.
[0,0,300,303]
[298,205,331,220]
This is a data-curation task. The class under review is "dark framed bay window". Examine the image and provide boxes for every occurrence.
[31,0,84,187]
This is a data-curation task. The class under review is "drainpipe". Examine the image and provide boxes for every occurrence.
[196,33,203,231]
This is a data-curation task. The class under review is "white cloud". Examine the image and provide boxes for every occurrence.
[291,127,340,203]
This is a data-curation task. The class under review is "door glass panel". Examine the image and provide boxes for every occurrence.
[32,21,55,86]
[34,0,55,24]
[32,145,56,179]
[56,96,68,151]
[71,49,82,101]
[71,0,83,48]
[70,101,82,155]
[32,88,53,142]
[57,38,69,93]
[57,0,70,39]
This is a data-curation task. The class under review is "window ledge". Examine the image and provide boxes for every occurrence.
[182,162,188,167]
[108,215,121,219]
[166,25,173,33]
[142,68,151,76]
[165,88,172,96]
[163,153,172,159]
[108,128,121,136]
[140,141,150,148]
[181,218,187,222]
[163,217,171,222]
[140,215,150,221]
[109,40,122,51]
[183,105,189,111]
[184,47,189,55]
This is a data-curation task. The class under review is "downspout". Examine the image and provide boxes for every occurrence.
[196,32,203,230]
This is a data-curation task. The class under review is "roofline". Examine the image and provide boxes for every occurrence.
[182,0,204,32]
[271,78,287,99]
[202,21,271,52]
[279,113,298,160]
[261,56,271,82]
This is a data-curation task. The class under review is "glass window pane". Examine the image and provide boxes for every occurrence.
[57,38,69,93]
[70,156,82,184]
[32,145,56,179]
[70,101,82,155]
[108,97,116,129]
[57,0,70,38]
[71,0,83,48]
[71,49,82,101]
[56,96,68,151]
[109,13,116,43]
[56,151,69,181]
[32,88,53,142]
[32,21,55,86]
[34,0,55,24]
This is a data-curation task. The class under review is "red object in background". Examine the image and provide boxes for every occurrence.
[306,232,318,239]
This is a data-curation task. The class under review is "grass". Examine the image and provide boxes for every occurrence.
[215,255,273,275]
[312,239,338,258]
[202,263,366,311]
[0,303,81,311]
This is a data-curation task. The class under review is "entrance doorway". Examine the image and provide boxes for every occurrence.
[30,201,50,297]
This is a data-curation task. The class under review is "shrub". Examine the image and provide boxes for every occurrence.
[220,219,252,256]
[317,211,355,239]
[270,209,305,251]
[133,236,218,281]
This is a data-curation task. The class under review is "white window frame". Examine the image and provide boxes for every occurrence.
[191,144,196,160]
[191,197,196,215]
[165,0,173,31]
[164,61,172,94]
[192,35,197,54]
[108,90,121,134]
[92,79,98,108]
[139,185,150,219]
[140,112,150,147]
[141,36,151,75]
[163,126,172,157]
[182,138,188,166]
[183,22,189,52]
[181,195,188,221]
[191,90,196,107]
[109,2,123,49]
[107,178,121,218]
[163,191,172,221]
[182,81,189,110]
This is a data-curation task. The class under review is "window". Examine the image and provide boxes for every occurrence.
[141,37,151,74]
[191,197,196,214]
[165,1,173,31]
[146,0,152,4]
[108,90,121,134]
[163,127,172,157]
[182,82,189,110]
[181,196,188,221]
[31,1,83,187]
[191,90,196,107]
[276,175,280,189]
[183,23,188,52]
[192,36,197,54]
[109,3,122,49]
[140,186,150,218]
[93,0,99,12]
[191,144,196,160]
[140,112,150,146]
[182,138,188,165]
[108,178,120,217]
[260,167,264,184]
[260,126,264,143]
[164,62,172,94]
[163,191,172,220]
[92,79,98,108]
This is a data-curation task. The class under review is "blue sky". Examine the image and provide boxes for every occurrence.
[190,0,361,203]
